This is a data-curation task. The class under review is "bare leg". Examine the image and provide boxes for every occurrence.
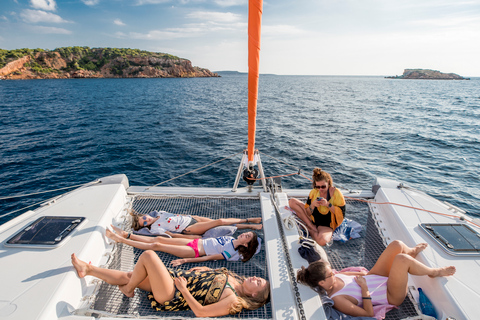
[289,199,316,231]
[311,226,333,246]
[72,253,131,285]
[183,217,257,235]
[165,231,202,239]
[386,253,456,305]
[118,250,176,303]
[368,240,428,277]
[107,229,197,256]
[236,223,263,230]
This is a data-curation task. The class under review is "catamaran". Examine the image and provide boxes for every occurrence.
[1,1,479,319]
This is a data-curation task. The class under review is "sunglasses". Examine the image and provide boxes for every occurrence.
[142,215,148,226]
[314,185,328,189]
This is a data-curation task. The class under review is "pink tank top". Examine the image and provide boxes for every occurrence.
[330,274,389,306]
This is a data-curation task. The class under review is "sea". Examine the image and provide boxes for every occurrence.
[1,74,479,225]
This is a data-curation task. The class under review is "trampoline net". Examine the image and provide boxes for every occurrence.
[82,196,419,320]
[87,195,271,319]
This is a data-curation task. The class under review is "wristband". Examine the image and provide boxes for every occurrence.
[127,232,131,239]
[362,297,371,300]
[328,203,333,208]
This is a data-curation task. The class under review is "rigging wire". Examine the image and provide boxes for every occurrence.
[0,180,101,220]
[0,181,100,201]
[146,151,243,189]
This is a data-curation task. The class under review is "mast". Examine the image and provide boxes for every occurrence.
[232,0,266,192]
[247,0,263,167]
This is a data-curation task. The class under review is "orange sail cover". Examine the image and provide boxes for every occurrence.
[247,0,263,163]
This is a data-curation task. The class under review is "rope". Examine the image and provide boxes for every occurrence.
[246,172,300,181]
[146,151,243,189]
[345,196,480,229]
[294,171,480,229]
[0,180,100,201]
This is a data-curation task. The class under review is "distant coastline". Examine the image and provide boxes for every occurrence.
[385,69,470,80]
[0,47,219,80]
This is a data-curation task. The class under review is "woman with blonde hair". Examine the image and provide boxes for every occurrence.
[288,168,345,246]
[130,209,262,236]
[71,251,270,317]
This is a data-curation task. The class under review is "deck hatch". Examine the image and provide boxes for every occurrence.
[5,216,85,248]
[420,223,480,256]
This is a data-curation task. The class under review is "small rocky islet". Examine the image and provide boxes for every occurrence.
[386,69,469,80]
[0,47,219,80]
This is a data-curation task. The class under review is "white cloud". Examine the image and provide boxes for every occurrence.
[31,25,72,34]
[20,9,69,23]
[126,27,201,40]
[82,0,100,6]
[135,0,170,5]
[1,15,8,22]
[30,0,57,11]
[114,19,126,26]
[213,0,246,7]
[186,11,242,23]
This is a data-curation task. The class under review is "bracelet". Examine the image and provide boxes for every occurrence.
[246,218,249,223]
[362,297,372,300]
[127,232,131,239]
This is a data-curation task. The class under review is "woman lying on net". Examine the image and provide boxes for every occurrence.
[130,209,262,236]
[71,251,270,317]
[296,240,455,318]
[106,225,261,266]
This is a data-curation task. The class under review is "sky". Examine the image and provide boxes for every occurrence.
[1,0,479,76]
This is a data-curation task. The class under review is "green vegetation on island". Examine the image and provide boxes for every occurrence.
[386,69,469,80]
[0,47,218,79]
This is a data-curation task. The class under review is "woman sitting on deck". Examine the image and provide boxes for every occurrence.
[288,168,346,246]
[71,251,270,317]
[296,240,456,318]
[106,225,261,266]
[131,210,262,236]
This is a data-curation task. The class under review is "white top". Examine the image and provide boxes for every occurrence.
[149,210,193,234]
[202,236,241,261]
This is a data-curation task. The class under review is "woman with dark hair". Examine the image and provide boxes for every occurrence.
[288,168,346,245]
[106,226,261,266]
[71,251,270,317]
[296,240,455,318]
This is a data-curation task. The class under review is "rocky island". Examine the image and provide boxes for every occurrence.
[386,69,469,80]
[0,47,219,80]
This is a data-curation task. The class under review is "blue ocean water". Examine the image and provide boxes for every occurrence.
[1,74,479,224]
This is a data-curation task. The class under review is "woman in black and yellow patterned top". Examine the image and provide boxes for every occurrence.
[289,168,346,246]
[71,251,269,317]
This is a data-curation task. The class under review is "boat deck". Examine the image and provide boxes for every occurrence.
[78,194,420,319]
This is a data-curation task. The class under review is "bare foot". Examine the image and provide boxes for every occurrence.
[106,229,123,243]
[409,243,428,258]
[118,284,135,298]
[71,253,90,278]
[429,266,456,278]
[249,224,263,230]
[248,217,262,224]
[111,224,128,238]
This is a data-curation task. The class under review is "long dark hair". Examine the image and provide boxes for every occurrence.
[236,232,259,262]
[296,260,329,293]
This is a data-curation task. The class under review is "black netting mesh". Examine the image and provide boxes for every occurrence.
[84,195,419,319]
[89,195,270,319]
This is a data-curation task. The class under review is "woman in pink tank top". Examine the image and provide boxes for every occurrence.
[297,240,456,318]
